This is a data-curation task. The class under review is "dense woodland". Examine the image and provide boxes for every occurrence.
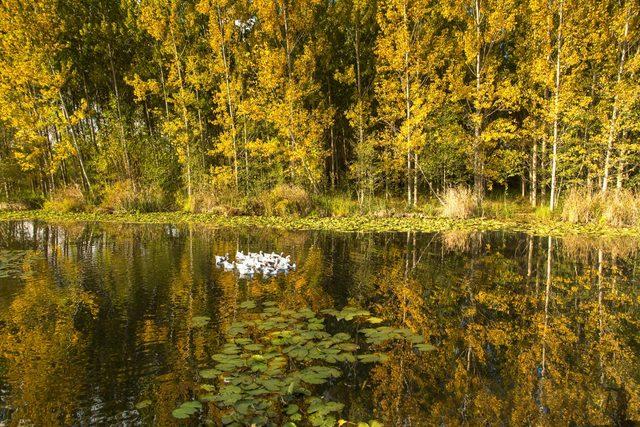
[0,0,639,213]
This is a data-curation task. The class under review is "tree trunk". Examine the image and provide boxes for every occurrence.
[169,25,193,204]
[602,11,629,193]
[216,6,239,190]
[403,1,413,207]
[413,151,418,206]
[531,141,537,206]
[107,42,133,185]
[473,0,484,204]
[549,0,563,211]
[58,91,93,198]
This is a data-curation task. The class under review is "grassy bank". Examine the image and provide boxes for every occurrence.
[1,209,640,237]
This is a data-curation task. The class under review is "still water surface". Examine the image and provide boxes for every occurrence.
[0,221,639,425]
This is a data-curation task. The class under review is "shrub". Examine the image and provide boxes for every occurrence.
[440,187,476,219]
[13,191,44,209]
[258,184,311,216]
[101,180,164,213]
[43,186,86,213]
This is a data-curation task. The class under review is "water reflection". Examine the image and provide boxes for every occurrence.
[0,221,639,425]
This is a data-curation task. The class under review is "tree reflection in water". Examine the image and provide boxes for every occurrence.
[0,221,638,425]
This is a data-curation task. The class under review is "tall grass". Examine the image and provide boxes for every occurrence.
[440,187,476,219]
[257,184,312,216]
[101,180,165,213]
[561,188,640,226]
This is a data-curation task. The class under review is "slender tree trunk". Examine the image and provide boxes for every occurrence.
[244,121,250,194]
[281,1,298,184]
[169,25,192,203]
[531,141,538,206]
[45,128,56,192]
[195,89,206,170]
[216,6,239,190]
[602,12,629,193]
[549,0,563,211]
[354,22,366,200]
[407,150,412,205]
[403,1,412,206]
[473,0,484,204]
[158,60,169,118]
[326,76,337,189]
[541,137,547,201]
[330,124,336,189]
[58,91,93,198]
[616,144,626,190]
[414,152,418,205]
[107,42,133,185]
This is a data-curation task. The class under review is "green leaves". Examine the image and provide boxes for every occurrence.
[239,300,256,309]
[357,353,389,363]
[174,302,432,425]
[191,316,211,328]
[172,400,202,419]
[322,307,370,321]
[414,343,436,352]
[199,368,221,379]
[134,399,151,410]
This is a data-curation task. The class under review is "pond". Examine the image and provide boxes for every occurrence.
[0,220,639,425]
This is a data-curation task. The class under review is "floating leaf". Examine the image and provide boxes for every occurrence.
[357,353,389,363]
[191,316,211,328]
[184,301,424,425]
[414,343,436,352]
[172,400,202,419]
[239,300,256,309]
[135,399,151,410]
[200,368,221,378]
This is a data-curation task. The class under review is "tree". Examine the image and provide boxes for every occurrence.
[446,0,518,203]
[250,0,332,192]
[135,0,204,208]
[374,0,452,206]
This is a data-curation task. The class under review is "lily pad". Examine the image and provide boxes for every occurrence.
[191,316,211,328]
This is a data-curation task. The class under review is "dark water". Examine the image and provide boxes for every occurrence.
[0,220,639,426]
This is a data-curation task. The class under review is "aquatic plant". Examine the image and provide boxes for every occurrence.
[182,302,432,425]
[4,210,640,238]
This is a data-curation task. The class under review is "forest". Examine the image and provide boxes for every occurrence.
[0,0,639,220]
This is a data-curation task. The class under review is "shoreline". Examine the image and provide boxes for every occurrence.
[1,210,639,237]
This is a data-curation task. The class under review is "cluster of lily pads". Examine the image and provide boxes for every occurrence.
[4,209,637,237]
[175,300,434,425]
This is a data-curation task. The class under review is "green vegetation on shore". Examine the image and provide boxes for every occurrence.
[3,208,640,238]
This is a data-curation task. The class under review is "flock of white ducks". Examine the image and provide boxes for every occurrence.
[215,251,296,278]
